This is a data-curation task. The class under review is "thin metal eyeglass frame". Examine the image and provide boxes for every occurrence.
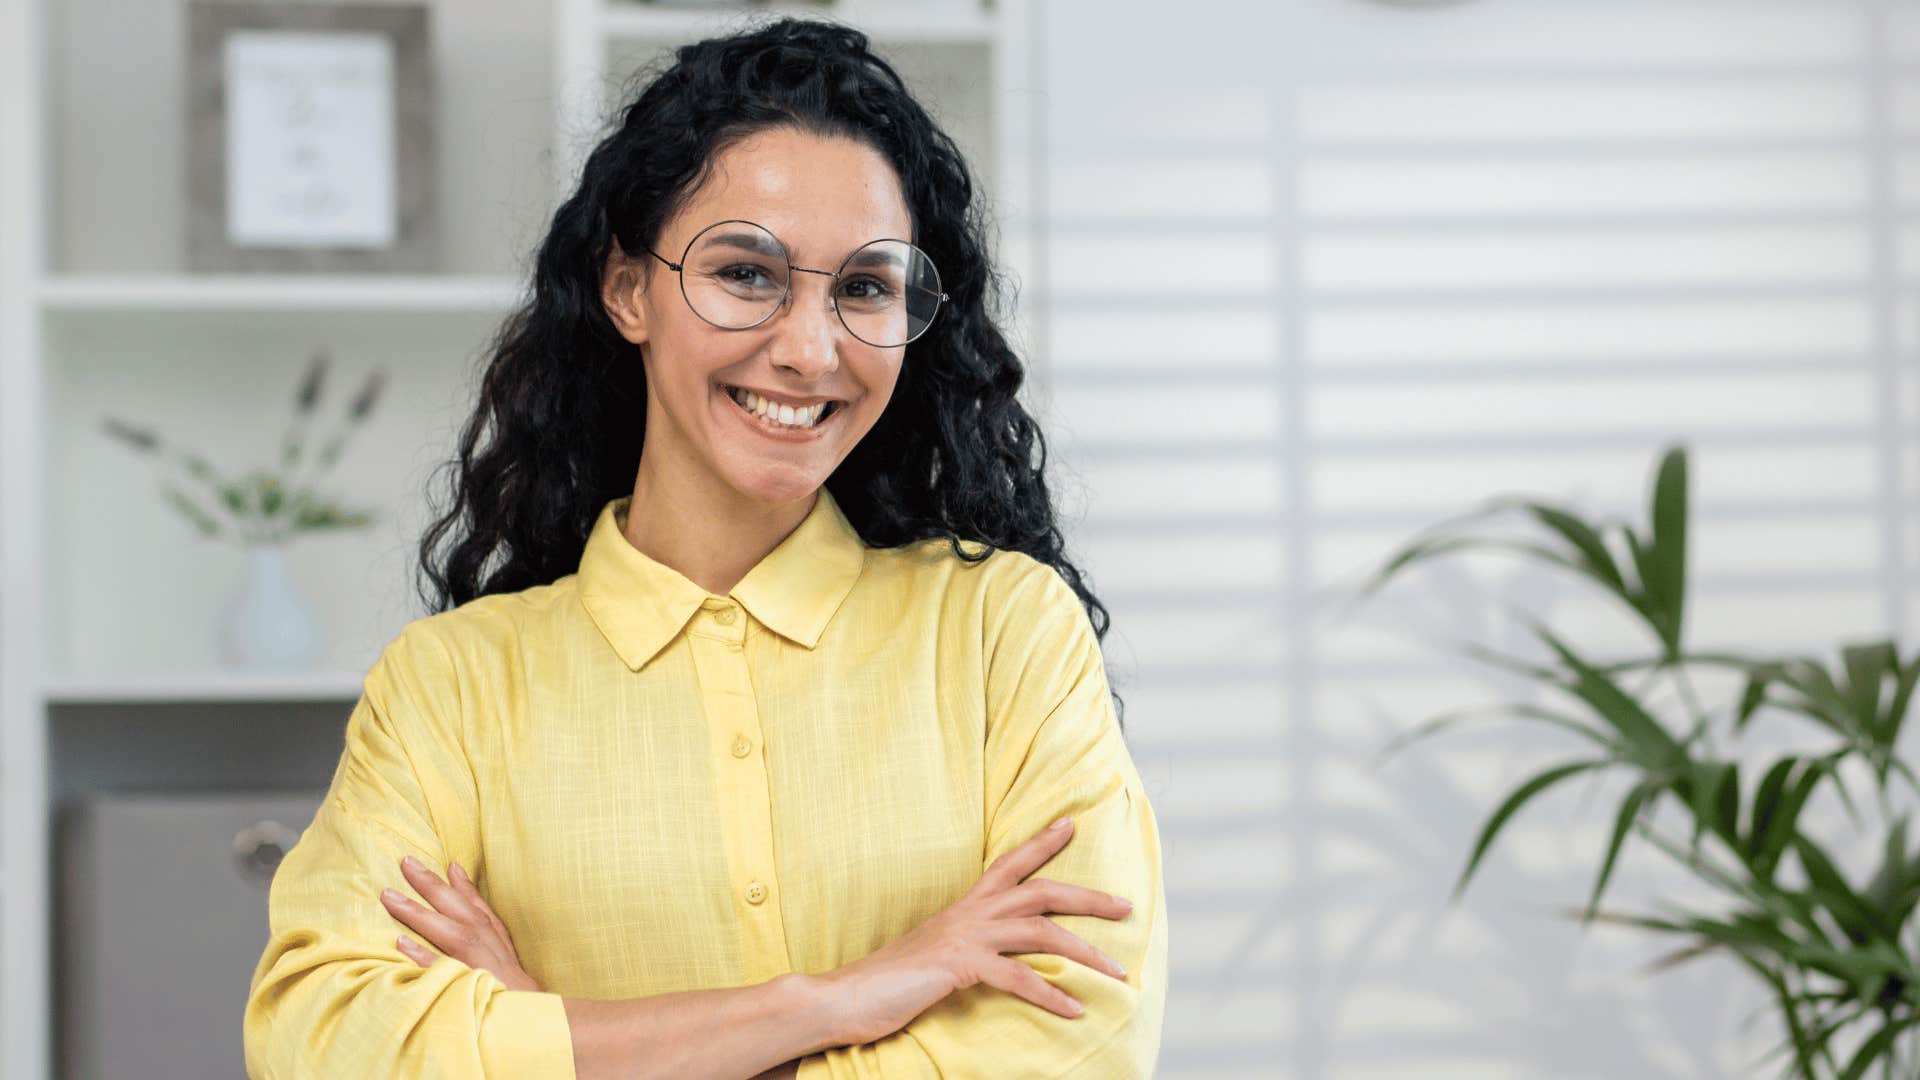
[642,219,949,348]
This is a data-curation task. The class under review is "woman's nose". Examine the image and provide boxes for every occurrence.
[767,274,842,377]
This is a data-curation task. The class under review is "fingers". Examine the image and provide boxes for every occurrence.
[971,817,1074,896]
[990,915,1128,981]
[446,859,482,903]
[395,933,436,968]
[998,877,1135,922]
[978,955,1085,1019]
[380,884,468,950]
[448,859,478,899]
[399,855,483,925]
[446,861,516,951]
[381,856,528,976]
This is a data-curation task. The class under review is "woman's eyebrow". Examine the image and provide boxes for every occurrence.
[708,230,784,257]
[842,246,904,272]
[702,224,783,253]
[705,227,906,269]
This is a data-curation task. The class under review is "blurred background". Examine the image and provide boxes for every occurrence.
[6,0,1919,1076]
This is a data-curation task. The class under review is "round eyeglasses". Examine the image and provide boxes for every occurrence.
[643,219,948,348]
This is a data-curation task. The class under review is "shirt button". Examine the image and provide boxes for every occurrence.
[714,607,736,625]
[731,736,753,758]
[745,881,768,905]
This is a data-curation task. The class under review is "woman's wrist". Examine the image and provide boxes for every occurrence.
[560,972,841,1080]
[740,973,839,1080]
[774,969,845,1056]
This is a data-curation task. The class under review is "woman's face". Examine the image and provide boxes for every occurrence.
[603,126,917,507]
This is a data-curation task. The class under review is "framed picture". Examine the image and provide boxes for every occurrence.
[186,2,436,273]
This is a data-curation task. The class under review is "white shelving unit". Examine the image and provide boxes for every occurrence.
[38,274,528,313]
[0,1,1033,1075]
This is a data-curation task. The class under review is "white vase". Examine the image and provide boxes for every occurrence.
[222,545,322,670]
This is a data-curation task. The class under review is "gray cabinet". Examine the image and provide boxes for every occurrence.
[59,790,325,1080]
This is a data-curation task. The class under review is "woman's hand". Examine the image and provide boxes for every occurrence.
[379,854,544,992]
[816,817,1134,1047]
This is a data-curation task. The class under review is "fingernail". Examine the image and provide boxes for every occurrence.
[1051,817,1071,831]
[381,888,402,904]
[1064,996,1084,1016]
[402,855,421,871]
[450,861,465,881]
[1115,895,1134,911]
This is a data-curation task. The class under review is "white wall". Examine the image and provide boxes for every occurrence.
[1038,1,1919,1076]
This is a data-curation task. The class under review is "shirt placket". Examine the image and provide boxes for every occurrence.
[686,596,794,985]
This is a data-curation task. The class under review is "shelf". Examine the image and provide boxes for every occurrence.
[37,274,526,314]
[600,1,997,44]
[43,670,368,705]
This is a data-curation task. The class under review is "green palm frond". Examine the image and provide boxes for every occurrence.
[1359,441,1920,1077]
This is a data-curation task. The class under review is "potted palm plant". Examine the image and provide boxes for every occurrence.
[1362,445,1920,1079]
[102,350,385,670]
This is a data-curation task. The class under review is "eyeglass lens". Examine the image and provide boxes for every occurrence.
[678,220,943,347]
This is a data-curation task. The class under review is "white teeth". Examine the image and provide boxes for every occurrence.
[727,386,831,429]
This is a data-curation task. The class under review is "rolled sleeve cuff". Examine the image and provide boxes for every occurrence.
[478,988,575,1077]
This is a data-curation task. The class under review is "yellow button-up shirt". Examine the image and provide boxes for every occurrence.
[244,487,1167,1078]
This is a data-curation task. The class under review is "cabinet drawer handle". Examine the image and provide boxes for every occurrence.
[233,819,300,887]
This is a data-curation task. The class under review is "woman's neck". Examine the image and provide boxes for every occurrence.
[621,460,816,598]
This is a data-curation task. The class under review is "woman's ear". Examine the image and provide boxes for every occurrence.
[602,242,650,346]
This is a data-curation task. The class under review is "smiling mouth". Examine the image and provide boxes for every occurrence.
[721,383,844,431]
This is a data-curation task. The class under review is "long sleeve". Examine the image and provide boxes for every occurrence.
[243,624,576,1078]
[797,558,1169,1079]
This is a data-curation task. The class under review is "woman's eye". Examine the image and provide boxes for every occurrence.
[720,265,774,286]
[839,276,896,299]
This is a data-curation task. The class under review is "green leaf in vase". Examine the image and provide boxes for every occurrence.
[160,485,220,538]
[101,416,160,454]
[258,474,284,517]
[347,368,386,421]
[295,351,328,414]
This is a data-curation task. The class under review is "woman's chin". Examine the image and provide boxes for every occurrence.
[722,459,828,506]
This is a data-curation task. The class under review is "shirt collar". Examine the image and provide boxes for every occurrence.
[577,487,867,672]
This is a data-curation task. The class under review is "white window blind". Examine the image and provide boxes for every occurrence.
[1034,1,1920,1075]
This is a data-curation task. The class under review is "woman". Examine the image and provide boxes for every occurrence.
[244,18,1165,1080]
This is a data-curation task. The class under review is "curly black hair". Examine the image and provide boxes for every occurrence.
[414,16,1122,726]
